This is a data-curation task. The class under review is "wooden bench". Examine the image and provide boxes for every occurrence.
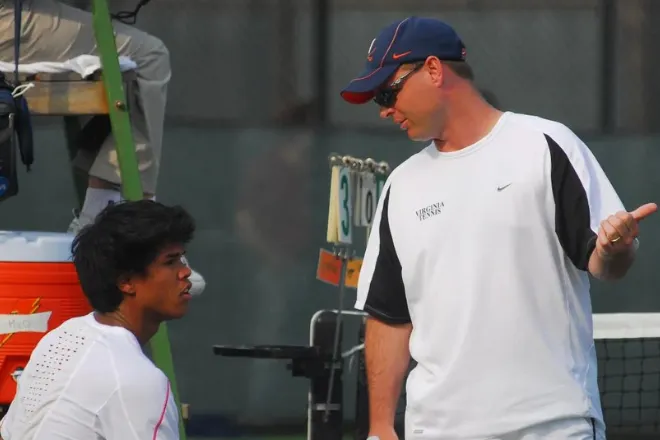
[7,71,136,116]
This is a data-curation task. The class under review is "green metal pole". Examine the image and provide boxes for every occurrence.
[91,1,141,201]
[91,2,186,438]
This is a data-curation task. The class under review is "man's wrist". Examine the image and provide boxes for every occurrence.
[596,240,636,262]
[368,423,398,440]
[590,239,637,280]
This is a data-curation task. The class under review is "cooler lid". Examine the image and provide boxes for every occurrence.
[0,231,75,263]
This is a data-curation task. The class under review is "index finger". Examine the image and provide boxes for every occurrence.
[630,203,658,222]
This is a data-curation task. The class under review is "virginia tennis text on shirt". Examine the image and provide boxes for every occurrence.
[415,201,445,221]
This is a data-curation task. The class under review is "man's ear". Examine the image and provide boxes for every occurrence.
[425,56,445,87]
[117,275,136,297]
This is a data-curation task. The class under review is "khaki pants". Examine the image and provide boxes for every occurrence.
[0,0,170,193]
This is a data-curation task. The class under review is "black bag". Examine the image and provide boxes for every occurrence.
[0,79,18,201]
[0,0,35,203]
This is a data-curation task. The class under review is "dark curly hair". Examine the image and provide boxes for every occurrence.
[71,200,196,313]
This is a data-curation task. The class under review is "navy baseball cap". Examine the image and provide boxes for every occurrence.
[340,16,466,105]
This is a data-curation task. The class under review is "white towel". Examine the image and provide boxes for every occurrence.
[0,54,137,78]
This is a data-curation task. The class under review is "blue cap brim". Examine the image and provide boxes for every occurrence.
[340,65,398,105]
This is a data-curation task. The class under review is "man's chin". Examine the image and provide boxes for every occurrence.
[406,129,432,142]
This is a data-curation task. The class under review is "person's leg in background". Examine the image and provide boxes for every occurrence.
[0,0,205,294]
[65,0,168,231]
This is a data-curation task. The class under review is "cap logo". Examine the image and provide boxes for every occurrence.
[367,38,376,55]
[461,47,467,59]
[392,51,411,60]
[367,38,376,61]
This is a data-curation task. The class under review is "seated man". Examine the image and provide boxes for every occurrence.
[0,200,194,440]
[0,0,205,294]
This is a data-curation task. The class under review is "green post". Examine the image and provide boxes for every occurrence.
[91,1,186,438]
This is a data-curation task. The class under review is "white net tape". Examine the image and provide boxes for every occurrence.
[593,313,660,340]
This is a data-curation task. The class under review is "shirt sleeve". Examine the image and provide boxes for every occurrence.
[98,373,180,440]
[545,127,627,271]
[355,179,411,324]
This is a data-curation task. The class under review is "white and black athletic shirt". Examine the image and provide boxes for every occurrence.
[355,112,627,440]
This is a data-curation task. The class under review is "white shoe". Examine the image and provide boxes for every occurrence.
[67,210,206,296]
[181,256,205,296]
[67,210,94,235]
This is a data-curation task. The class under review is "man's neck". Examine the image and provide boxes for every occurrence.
[94,309,160,346]
[433,92,504,153]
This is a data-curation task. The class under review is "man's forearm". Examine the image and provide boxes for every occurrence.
[364,317,412,431]
[588,244,636,281]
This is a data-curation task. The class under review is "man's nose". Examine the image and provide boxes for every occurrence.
[380,107,394,119]
[179,264,192,279]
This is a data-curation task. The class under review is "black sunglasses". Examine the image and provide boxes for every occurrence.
[373,62,425,108]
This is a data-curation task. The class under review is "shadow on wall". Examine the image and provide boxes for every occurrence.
[229,100,321,426]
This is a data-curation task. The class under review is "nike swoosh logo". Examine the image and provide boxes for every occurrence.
[392,51,412,60]
[497,183,512,191]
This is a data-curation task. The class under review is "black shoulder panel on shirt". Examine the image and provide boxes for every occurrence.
[546,134,597,271]
[363,187,411,324]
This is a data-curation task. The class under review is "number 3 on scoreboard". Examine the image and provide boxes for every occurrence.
[337,166,353,244]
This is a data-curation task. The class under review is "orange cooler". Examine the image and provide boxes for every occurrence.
[0,231,92,405]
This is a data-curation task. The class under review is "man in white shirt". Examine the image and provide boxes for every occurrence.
[0,200,195,439]
[341,16,657,440]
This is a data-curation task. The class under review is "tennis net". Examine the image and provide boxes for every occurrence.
[354,313,660,439]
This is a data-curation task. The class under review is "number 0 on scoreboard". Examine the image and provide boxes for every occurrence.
[359,173,377,226]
